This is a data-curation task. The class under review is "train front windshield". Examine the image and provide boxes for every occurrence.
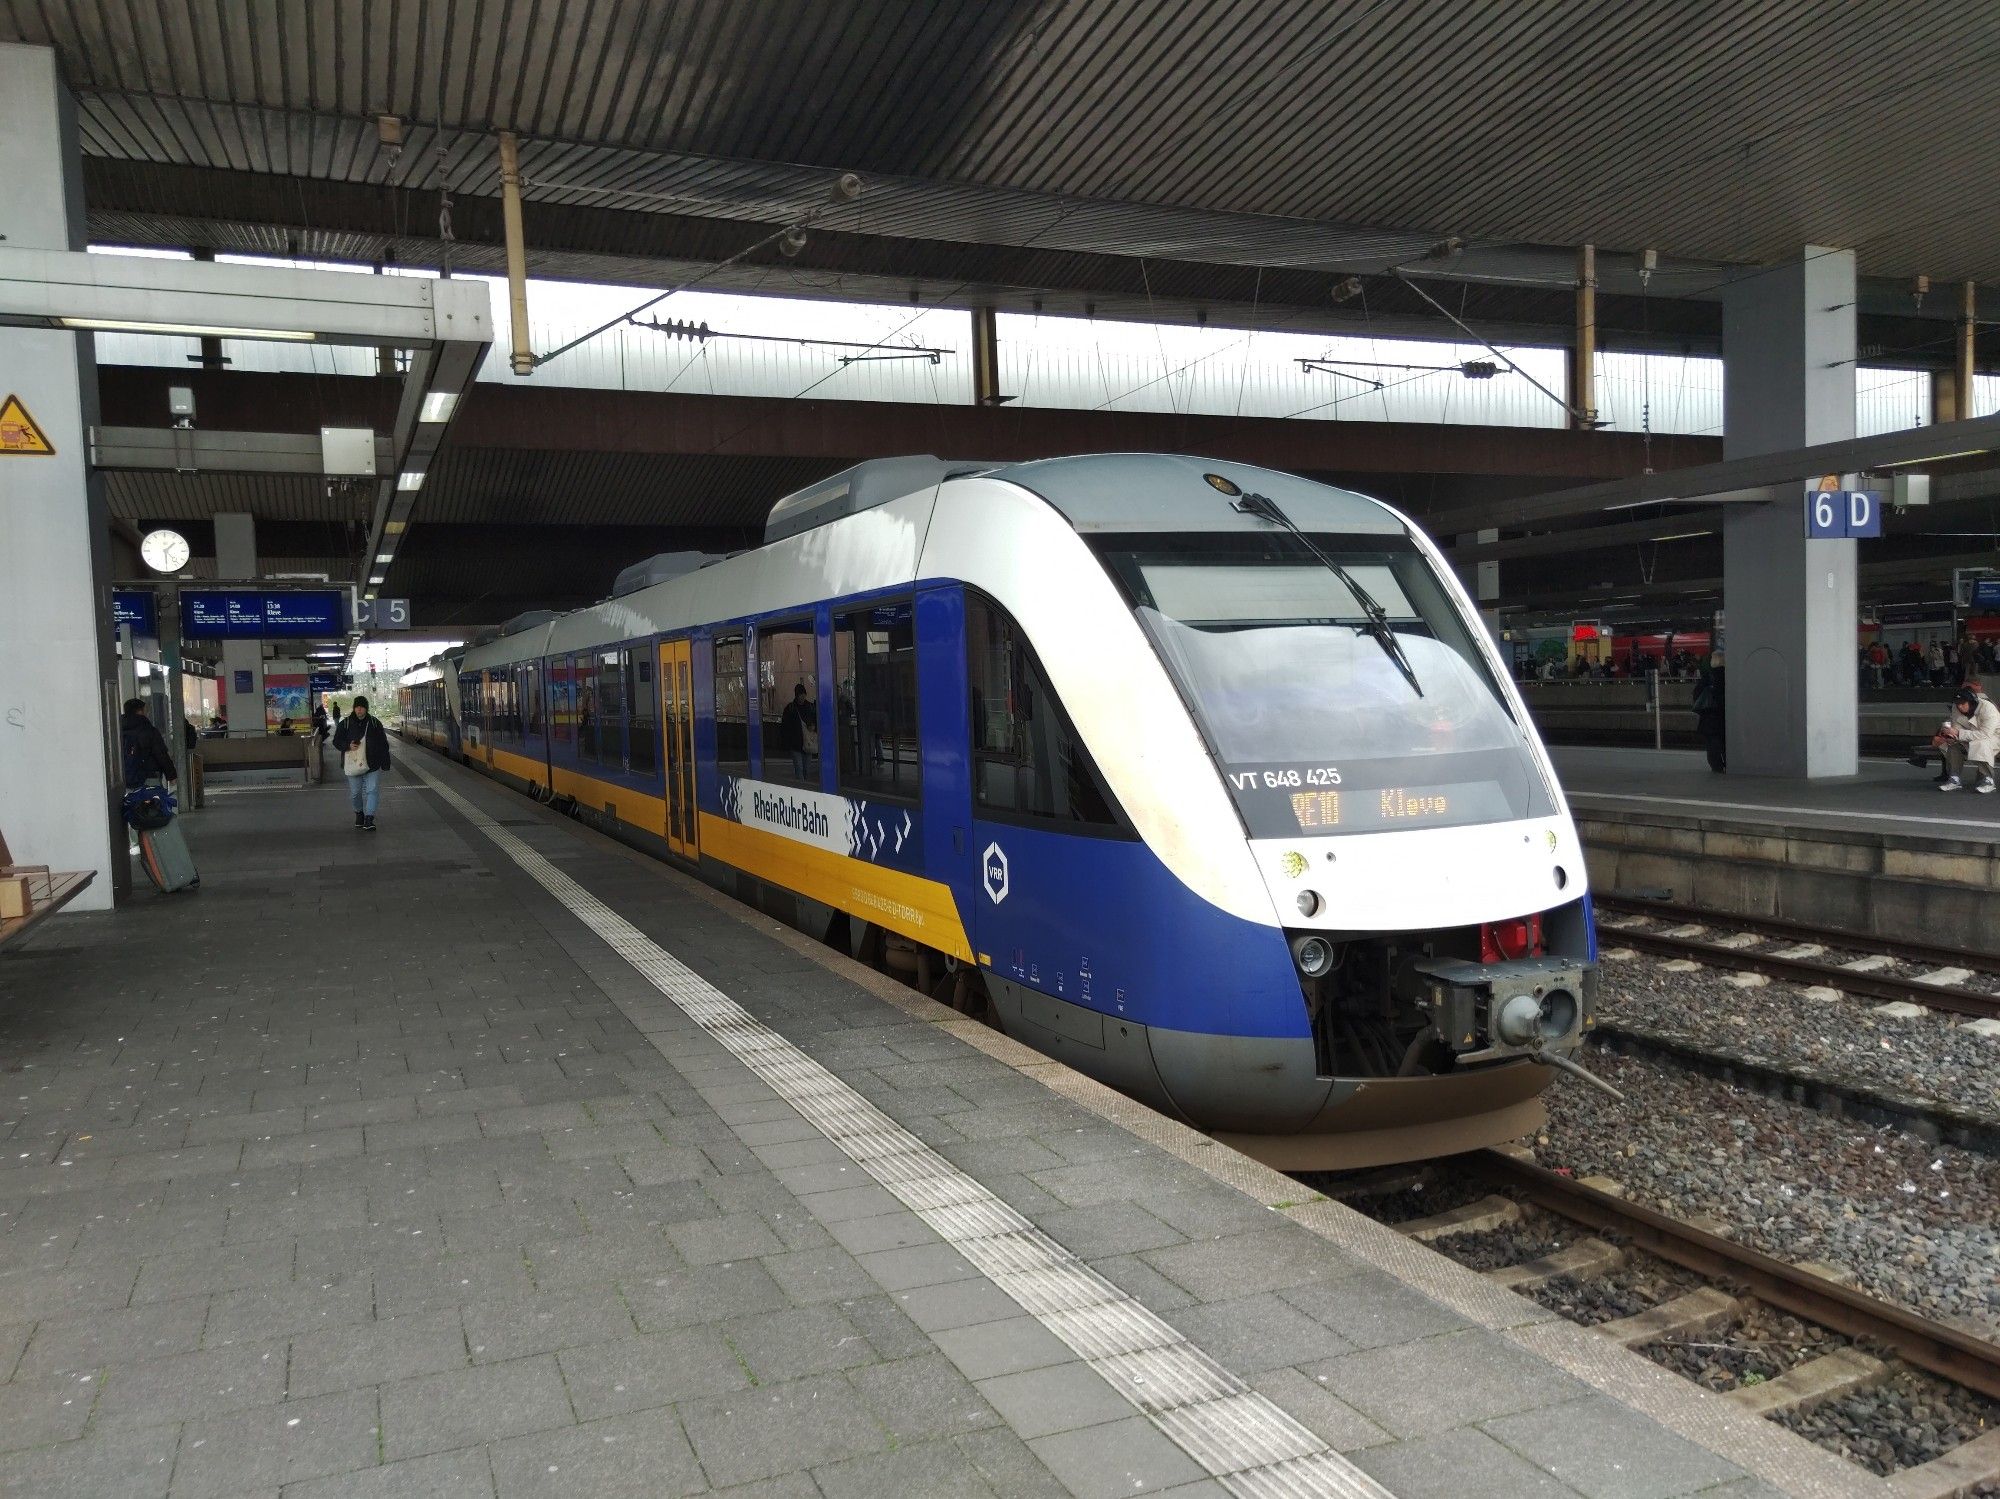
[1094,531,1556,839]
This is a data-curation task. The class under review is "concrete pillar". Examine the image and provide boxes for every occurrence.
[214,513,264,734]
[1720,246,1858,778]
[0,45,122,908]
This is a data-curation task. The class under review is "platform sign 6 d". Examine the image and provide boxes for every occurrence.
[1804,488,1882,539]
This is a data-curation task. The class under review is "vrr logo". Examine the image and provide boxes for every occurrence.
[981,841,1009,904]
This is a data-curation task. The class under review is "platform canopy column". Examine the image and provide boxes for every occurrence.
[0,44,121,907]
[214,513,264,733]
[1720,246,1859,778]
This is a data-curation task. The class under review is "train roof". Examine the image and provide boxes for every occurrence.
[991,454,1402,536]
[445,453,1409,673]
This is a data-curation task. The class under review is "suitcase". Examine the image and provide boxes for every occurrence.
[138,817,200,893]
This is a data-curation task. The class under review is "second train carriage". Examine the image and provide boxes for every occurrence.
[402,453,1601,1165]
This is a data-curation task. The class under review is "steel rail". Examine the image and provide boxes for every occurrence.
[1472,1150,2000,1400]
[1594,923,2000,1022]
[1595,897,2000,974]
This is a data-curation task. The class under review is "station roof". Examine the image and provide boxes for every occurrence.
[16,0,2000,335]
[11,3,2000,626]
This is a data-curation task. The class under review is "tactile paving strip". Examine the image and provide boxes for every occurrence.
[408,759,1391,1499]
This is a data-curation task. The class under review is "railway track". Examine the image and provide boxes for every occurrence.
[1370,1151,2000,1491]
[1467,1150,2000,1401]
[1592,899,2000,1022]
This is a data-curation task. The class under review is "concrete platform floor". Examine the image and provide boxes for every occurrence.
[0,752,1879,1497]
[1553,746,2000,842]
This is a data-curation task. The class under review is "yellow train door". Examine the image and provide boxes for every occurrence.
[659,640,699,860]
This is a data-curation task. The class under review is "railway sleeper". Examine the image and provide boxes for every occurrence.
[1885,1426,2000,1499]
[1484,1236,1624,1291]
[1395,1194,1520,1242]
[1594,1286,1740,1348]
[1727,1346,1888,1419]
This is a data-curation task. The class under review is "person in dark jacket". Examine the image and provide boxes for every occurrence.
[119,699,177,788]
[777,683,816,779]
[1693,653,1726,772]
[331,696,392,831]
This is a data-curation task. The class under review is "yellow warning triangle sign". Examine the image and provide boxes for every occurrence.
[0,393,55,455]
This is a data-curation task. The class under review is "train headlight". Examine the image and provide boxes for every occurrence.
[1295,889,1323,918]
[1290,934,1335,978]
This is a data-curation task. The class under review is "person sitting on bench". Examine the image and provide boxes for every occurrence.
[1937,684,1999,792]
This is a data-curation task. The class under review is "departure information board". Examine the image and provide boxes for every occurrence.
[180,589,346,639]
[111,589,157,636]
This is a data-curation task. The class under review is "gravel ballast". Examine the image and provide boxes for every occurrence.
[1596,947,2000,1121]
[1536,1050,2000,1341]
[1771,1368,2000,1479]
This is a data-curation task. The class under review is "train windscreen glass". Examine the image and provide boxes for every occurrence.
[1094,531,1555,838]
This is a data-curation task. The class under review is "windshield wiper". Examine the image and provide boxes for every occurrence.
[1231,491,1424,698]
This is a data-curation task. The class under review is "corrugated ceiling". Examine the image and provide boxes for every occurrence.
[10,0,2000,280]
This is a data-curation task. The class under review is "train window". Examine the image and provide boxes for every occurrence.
[550,656,574,747]
[758,618,819,788]
[966,594,1121,829]
[594,649,624,767]
[577,653,600,759]
[523,662,542,737]
[713,632,751,777]
[624,647,657,776]
[833,601,920,800]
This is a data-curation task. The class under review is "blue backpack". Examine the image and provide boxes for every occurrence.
[121,784,178,831]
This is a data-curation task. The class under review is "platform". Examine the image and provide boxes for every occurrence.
[1553,747,2000,956]
[1553,746,2000,842]
[0,754,1871,1499]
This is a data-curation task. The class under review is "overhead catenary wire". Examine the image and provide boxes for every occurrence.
[1391,267,1600,428]
[534,172,866,371]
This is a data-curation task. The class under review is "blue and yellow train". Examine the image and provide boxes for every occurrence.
[401,454,1600,1166]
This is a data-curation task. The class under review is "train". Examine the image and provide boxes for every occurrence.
[400,453,1602,1167]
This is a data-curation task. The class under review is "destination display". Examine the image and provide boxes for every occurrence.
[111,589,157,636]
[1222,758,1533,839]
[180,589,346,639]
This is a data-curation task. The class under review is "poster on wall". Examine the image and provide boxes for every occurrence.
[265,674,308,732]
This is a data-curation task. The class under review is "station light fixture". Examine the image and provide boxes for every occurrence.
[1652,530,1714,541]
[384,520,407,535]
[374,553,394,563]
[418,391,459,424]
[396,470,424,491]
[58,317,318,341]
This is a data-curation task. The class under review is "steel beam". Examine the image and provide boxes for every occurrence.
[0,245,490,350]
[443,383,1696,483]
[91,426,395,475]
[1424,408,2000,535]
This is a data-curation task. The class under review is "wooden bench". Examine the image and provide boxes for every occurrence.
[0,828,95,951]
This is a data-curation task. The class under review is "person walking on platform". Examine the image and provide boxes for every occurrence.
[1937,685,1999,793]
[1693,653,1726,772]
[333,696,392,831]
[119,699,178,789]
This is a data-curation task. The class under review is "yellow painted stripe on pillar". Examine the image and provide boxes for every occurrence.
[697,811,972,960]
